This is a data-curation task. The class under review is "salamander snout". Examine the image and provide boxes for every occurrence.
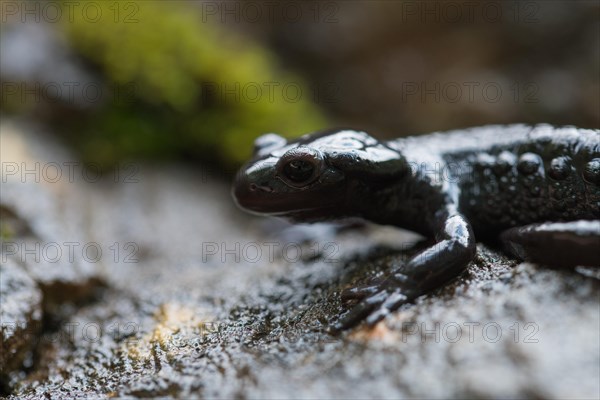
[232,147,346,219]
[232,157,279,214]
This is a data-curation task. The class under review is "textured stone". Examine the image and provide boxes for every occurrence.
[1,123,102,309]
[0,259,42,388]
[3,122,599,399]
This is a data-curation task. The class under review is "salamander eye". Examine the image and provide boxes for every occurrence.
[277,147,324,187]
[283,160,314,183]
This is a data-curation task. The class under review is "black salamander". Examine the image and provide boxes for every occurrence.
[232,124,600,331]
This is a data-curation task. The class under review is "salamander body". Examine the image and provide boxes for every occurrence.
[233,124,600,330]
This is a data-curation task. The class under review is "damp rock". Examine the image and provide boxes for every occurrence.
[1,123,103,309]
[4,122,599,399]
[0,259,42,389]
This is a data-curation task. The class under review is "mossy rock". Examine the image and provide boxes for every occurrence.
[59,0,327,168]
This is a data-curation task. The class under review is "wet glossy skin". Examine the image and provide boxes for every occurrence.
[233,124,600,331]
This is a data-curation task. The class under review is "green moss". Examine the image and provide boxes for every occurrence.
[59,1,326,168]
[0,221,14,241]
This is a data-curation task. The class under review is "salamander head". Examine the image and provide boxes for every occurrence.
[232,129,406,222]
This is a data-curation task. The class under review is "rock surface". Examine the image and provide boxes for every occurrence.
[1,121,599,399]
[1,123,104,386]
[0,259,42,390]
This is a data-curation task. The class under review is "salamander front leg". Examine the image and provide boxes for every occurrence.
[501,220,600,267]
[333,214,476,332]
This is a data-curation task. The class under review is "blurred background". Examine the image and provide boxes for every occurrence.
[2,2,600,397]
[2,0,598,171]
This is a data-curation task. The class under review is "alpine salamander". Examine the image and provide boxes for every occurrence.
[232,124,600,331]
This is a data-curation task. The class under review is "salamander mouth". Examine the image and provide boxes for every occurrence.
[232,188,319,215]
[237,206,319,217]
[232,182,341,218]
[248,183,274,193]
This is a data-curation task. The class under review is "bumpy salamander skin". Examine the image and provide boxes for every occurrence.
[233,124,600,330]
